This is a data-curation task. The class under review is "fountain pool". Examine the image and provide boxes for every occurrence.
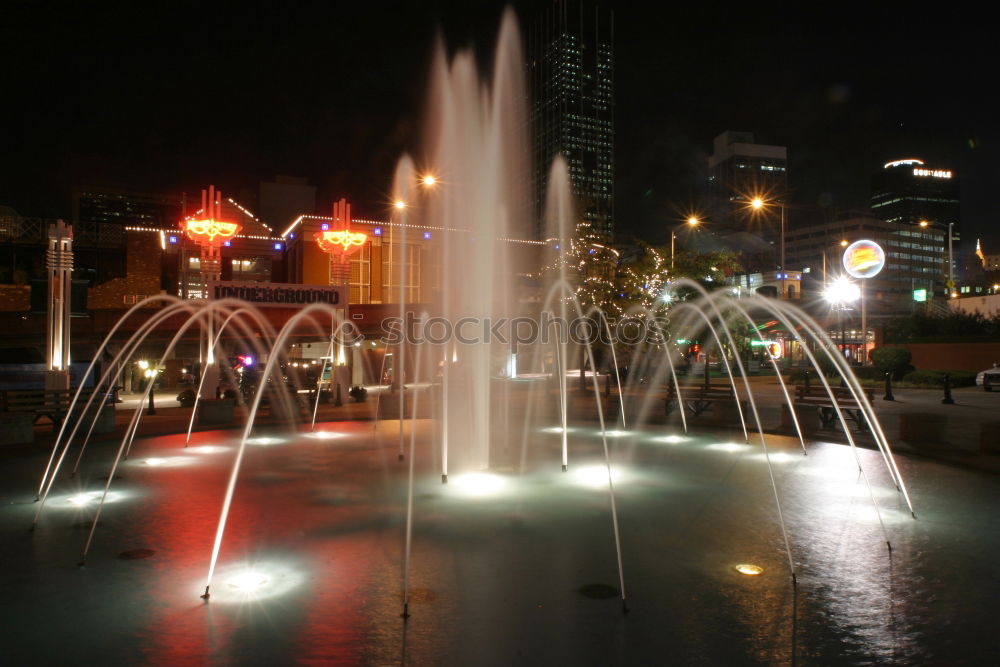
[4,421,999,664]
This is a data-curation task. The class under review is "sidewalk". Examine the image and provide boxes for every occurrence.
[8,382,1000,475]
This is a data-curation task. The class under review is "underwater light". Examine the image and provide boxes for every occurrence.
[189,445,227,454]
[305,431,345,440]
[734,563,764,576]
[601,430,631,438]
[708,442,751,452]
[541,426,574,434]
[64,490,125,507]
[449,472,507,496]
[573,465,621,488]
[144,458,164,466]
[652,434,689,444]
[247,437,283,446]
[756,452,798,464]
[227,571,270,593]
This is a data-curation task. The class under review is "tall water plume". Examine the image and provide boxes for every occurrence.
[403,9,532,473]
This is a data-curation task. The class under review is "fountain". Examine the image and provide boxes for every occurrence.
[9,8,998,665]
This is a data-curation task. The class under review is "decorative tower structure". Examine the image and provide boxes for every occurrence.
[314,198,366,286]
[313,198,366,404]
[180,185,242,290]
[179,185,241,394]
[45,220,73,389]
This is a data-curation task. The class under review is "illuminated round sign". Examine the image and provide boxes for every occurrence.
[842,240,885,279]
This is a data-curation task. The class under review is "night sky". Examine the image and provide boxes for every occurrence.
[2,2,996,248]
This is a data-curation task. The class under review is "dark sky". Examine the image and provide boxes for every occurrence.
[2,2,997,248]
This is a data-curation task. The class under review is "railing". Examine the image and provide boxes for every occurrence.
[0,216,125,247]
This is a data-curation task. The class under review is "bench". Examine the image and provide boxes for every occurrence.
[0,388,114,432]
[792,385,875,432]
[665,383,745,419]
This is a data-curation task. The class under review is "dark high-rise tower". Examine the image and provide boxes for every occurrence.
[528,0,614,240]
[706,131,788,233]
[871,158,960,236]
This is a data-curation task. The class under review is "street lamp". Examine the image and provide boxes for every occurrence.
[919,219,955,296]
[824,277,860,359]
[748,196,787,297]
[822,239,850,287]
[671,217,700,271]
[420,174,437,187]
[143,367,157,415]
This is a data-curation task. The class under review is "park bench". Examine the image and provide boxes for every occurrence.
[792,384,875,432]
[0,388,114,432]
[665,382,746,419]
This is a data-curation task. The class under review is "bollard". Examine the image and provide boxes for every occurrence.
[147,380,156,416]
[334,383,343,407]
[605,372,611,397]
[941,373,955,405]
[703,361,711,390]
[803,369,811,389]
[883,372,895,401]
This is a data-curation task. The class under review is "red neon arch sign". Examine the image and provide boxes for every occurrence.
[315,230,367,255]
[182,219,242,245]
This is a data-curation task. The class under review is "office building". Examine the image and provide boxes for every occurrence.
[707,131,788,232]
[528,0,614,239]
[870,158,960,280]
[784,212,948,317]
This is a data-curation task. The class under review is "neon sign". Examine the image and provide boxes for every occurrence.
[315,230,367,254]
[913,168,952,179]
[842,240,885,279]
[183,219,241,245]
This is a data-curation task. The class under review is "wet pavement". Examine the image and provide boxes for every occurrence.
[2,420,998,665]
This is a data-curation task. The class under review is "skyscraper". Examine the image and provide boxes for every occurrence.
[706,131,788,233]
[528,0,614,240]
[871,158,960,285]
[703,131,788,271]
[871,158,959,236]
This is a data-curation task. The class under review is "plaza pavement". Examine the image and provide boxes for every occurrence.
[7,379,1000,474]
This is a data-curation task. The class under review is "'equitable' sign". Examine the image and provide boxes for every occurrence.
[208,281,345,308]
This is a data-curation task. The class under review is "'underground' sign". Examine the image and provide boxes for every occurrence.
[842,240,885,279]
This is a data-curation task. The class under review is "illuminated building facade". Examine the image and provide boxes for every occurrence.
[871,158,960,244]
[784,213,948,315]
[71,186,183,285]
[528,0,614,239]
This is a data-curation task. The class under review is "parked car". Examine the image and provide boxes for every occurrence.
[976,364,1000,391]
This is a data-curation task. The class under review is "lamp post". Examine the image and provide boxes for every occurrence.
[671,217,700,271]
[751,197,786,298]
[824,277,860,361]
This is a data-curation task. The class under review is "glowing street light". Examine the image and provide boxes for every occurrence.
[394,200,407,210]
[671,217,700,271]
[825,276,860,358]
[746,195,787,297]
[824,277,861,305]
[421,174,437,187]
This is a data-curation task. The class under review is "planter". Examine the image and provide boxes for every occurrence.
[981,422,1000,455]
[780,404,820,436]
[198,398,235,425]
[899,413,947,447]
